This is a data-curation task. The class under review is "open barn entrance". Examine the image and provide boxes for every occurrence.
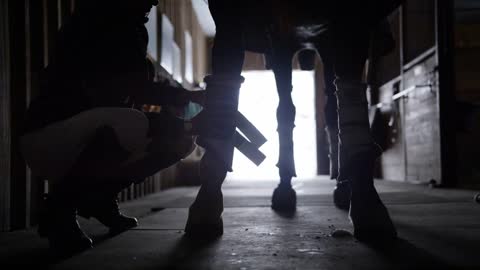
[227,70,318,181]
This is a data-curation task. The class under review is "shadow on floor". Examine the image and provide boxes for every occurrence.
[0,226,125,268]
[159,235,222,270]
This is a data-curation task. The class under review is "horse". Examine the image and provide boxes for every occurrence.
[185,0,403,245]
[240,15,396,213]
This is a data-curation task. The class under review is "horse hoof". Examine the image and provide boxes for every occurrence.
[184,192,224,239]
[350,192,397,246]
[353,217,397,247]
[271,185,297,212]
[333,181,351,211]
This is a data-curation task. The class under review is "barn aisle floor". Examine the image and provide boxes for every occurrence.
[2,177,479,270]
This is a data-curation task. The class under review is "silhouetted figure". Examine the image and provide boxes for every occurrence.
[186,0,402,246]
[20,0,201,255]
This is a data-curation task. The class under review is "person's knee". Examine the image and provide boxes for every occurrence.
[103,108,150,154]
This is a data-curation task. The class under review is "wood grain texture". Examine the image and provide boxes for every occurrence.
[377,55,441,183]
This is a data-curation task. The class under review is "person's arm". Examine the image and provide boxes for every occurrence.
[134,80,205,108]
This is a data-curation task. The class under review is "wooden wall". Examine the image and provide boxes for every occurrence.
[402,55,441,183]
[377,78,405,181]
[0,0,81,231]
[158,0,209,88]
[372,0,447,184]
[0,0,12,232]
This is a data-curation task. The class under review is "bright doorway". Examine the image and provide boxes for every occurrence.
[227,70,317,181]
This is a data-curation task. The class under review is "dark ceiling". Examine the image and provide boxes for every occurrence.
[456,0,480,23]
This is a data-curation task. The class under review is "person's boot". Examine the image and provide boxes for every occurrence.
[78,194,138,235]
[336,80,397,245]
[37,194,93,255]
[185,75,244,239]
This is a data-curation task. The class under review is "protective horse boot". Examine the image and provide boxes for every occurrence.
[38,191,93,255]
[335,80,397,245]
[185,75,244,238]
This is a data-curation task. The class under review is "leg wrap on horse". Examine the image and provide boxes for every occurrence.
[335,80,373,150]
[335,79,397,244]
[277,126,296,181]
[276,98,297,182]
[185,74,244,238]
[197,74,245,172]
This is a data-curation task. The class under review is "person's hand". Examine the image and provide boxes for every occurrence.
[174,88,205,107]
[187,90,206,106]
[151,81,206,107]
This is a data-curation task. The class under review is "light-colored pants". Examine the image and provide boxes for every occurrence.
[20,108,150,182]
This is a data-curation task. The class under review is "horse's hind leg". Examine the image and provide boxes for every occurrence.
[319,49,351,211]
[270,49,297,212]
[321,55,340,180]
[333,26,396,244]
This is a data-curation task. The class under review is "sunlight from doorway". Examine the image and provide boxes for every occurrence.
[227,70,317,181]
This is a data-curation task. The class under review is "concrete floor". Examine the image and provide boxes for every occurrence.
[1,177,480,270]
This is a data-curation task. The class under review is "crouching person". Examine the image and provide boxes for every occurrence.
[19,0,200,255]
[21,107,196,255]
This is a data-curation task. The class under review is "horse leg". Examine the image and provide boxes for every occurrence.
[321,55,340,180]
[332,26,396,244]
[184,0,245,238]
[271,49,297,212]
[318,48,351,211]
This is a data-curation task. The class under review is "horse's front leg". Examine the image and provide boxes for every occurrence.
[184,0,245,238]
[270,48,297,212]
